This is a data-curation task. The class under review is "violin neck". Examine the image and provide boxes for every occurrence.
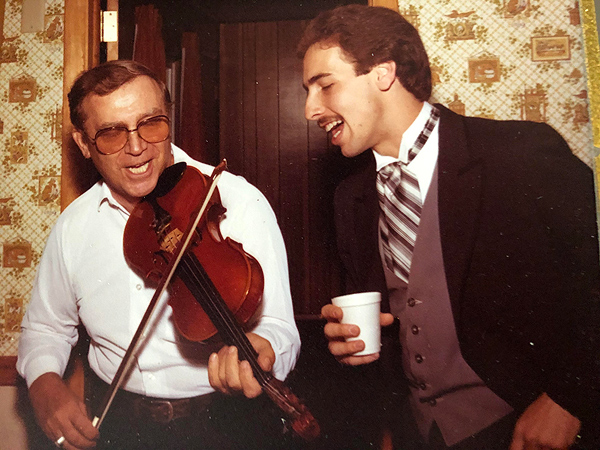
[179,253,272,386]
[179,240,320,441]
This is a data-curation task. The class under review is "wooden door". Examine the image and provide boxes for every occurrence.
[220,21,350,316]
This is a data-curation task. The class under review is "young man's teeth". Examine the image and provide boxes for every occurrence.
[129,161,149,174]
[325,120,343,132]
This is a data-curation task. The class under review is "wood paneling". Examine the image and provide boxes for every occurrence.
[279,21,311,313]
[0,357,17,385]
[255,22,280,208]
[220,21,346,316]
[61,0,101,209]
[368,0,399,12]
[242,23,257,182]
[219,23,245,176]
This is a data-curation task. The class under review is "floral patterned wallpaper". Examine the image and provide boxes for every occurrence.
[0,0,597,358]
[1,0,64,358]
[400,0,595,167]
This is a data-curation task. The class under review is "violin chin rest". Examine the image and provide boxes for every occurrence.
[149,162,188,199]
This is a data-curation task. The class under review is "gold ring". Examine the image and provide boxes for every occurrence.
[55,436,65,447]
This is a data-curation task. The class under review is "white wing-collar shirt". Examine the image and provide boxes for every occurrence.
[373,101,439,200]
[17,145,300,399]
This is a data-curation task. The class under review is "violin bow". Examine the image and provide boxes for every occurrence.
[92,160,228,429]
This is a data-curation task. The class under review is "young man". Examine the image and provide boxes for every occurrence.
[300,5,600,450]
[17,60,300,450]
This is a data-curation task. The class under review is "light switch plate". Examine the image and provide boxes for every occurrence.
[102,11,118,42]
[21,0,45,33]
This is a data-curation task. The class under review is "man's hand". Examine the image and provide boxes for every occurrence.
[321,304,394,365]
[510,393,581,450]
[207,332,275,398]
[29,372,99,449]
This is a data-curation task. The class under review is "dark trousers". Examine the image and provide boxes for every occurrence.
[86,371,301,450]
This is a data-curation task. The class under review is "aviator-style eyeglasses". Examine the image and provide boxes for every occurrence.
[86,115,171,155]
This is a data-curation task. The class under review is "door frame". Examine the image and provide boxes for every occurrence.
[61,0,100,209]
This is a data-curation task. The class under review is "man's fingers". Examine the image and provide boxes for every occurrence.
[239,360,262,398]
[321,304,343,321]
[328,338,364,357]
[510,393,580,450]
[71,405,99,441]
[246,333,275,373]
[256,352,273,373]
[381,313,395,327]
[338,353,380,366]
[324,322,359,340]
[62,427,97,450]
[217,346,242,392]
[53,412,98,450]
[208,352,224,392]
[509,433,525,450]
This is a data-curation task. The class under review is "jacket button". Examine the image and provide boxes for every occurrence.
[407,297,416,307]
[415,354,423,363]
[411,325,419,335]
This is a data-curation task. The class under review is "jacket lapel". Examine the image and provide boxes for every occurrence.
[436,105,483,322]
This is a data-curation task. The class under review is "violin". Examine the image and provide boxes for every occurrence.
[93,161,319,442]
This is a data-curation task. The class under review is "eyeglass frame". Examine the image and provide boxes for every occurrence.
[83,114,171,155]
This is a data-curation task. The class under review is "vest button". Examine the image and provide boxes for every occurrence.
[407,297,416,307]
[415,354,423,363]
[411,325,419,335]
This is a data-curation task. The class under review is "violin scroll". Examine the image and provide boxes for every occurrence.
[266,378,320,441]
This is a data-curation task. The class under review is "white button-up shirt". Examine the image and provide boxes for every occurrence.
[17,145,300,399]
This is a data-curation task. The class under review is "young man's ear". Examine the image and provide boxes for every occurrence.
[72,129,92,159]
[373,61,397,91]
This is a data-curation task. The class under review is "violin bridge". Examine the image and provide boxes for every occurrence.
[159,228,183,254]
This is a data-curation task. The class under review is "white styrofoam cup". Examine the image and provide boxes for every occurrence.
[331,291,382,356]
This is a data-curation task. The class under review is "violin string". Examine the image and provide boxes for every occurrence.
[178,255,296,410]
[178,255,290,406]
[179,256,261,370]
[178,253,275,388]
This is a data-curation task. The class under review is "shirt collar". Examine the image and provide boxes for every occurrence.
[95,145,177,214]
[96,181,130,215]
[373,102,433,171]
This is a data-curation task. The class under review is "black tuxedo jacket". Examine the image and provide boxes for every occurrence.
[333,104,600,440]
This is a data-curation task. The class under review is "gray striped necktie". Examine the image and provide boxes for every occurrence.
[376,106,440,282]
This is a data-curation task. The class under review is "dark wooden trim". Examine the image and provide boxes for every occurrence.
[62,0,101,210]
[219,23,245,177]
[0,356,18,386]
[255,21,280,207]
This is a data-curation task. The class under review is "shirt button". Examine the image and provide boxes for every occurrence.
[411,325,419,335]
[415,354,424,363]
[407,297,416,307]
[136,284,142,290]
[429,399,437,406]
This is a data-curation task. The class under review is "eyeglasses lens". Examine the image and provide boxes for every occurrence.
[95,116,170,154]
[138,117,170,143]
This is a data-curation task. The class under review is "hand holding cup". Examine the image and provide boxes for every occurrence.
[322,292,391,365]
